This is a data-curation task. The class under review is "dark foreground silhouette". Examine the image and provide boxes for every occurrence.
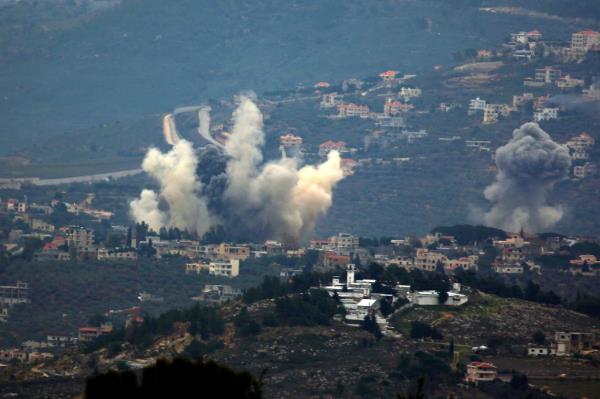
[85,357,263,398]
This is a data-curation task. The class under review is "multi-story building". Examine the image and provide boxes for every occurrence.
[78,323,113,343]
[533,107,559,122]
[414,248,448,272]
[320,92,340,109]
[465,362,498,383]
[573,162,597,179]
[329,233,359,255]
[399,87,422,101]
[483,106,498,124]
[217,243,250,261]
[567,132,595,153]
[337,103,369,118]
[0,281,30,306]
[279,133,303,149]
[319,140,347,157]
[571,30,600,53]
[555,75,584,89]
[535,66,562,84]
[513,93,534,108]
[186,259,240,278]
[64,226,95,250]
[97,248,138,261]
[468,97,486,114]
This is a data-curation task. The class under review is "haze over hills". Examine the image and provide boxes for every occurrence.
[0,0,591,154]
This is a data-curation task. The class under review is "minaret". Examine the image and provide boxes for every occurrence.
[346,264,356,285]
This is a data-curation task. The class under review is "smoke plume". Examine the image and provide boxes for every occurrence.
[130,140,214,236]
[484,122,571,232]
[131,95,345,241]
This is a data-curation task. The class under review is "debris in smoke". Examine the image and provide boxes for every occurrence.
[131,95,345,242]
[483,122,571,232]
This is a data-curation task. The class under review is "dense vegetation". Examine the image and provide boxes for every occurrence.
[84,304,224,353]
[431,225,507,245]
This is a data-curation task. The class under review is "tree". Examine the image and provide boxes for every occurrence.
[532,330,546,345]
[410,321,443,340]
[184,339,204,359]
[510,373,528,390]
[379,297,394,317]
[363,315,383,340]
[234,307,261,337]
[21,237,43,261]
[437,290,448,305]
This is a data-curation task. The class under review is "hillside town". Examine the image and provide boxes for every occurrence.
[0,19,599,399]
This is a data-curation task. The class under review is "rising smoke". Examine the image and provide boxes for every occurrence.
[131,96,345,242]
[483,122,571,232]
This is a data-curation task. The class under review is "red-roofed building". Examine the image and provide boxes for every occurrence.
[337,102,369,118]
[527,30,542,40]
[465,361,498,383]
[280,133,303,148]
[319,141,347,157]
[314,81,331,89]
[78,323,113,343]
[323,251,350,269]
[571,30,600,53]
[379,70,398,81]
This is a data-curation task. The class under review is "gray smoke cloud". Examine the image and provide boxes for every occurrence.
[484,122,571,233]
[546,94,600,115]
[131,95,345,241]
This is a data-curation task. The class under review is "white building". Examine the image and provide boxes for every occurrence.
[493,264,524,274]
[410,290,468,307]
[468,97,486,114]
[533,107,558,122]
[186,259,240,278]
[97,248,137,261]
[329,233,359,255]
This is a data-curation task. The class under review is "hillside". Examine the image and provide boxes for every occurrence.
[0,0,585,154]
[10,291,599,398]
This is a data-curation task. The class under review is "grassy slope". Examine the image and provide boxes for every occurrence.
[0,0,580,155]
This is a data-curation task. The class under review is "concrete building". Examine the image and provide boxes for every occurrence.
[186,259,240,278]
[567,132,595,153]
[217,243,251,261]
[414,248,448,272]
[533,107,559,122]
[468,97,486,114]
[97,248,137,261]
[337,103,369,118]
[465,362,498,383]
[78,323,113,343]
[329,233,359,254]
[535,66,562,84]
[573,162,596,179]
[571,30,600,53]
[319,140,347,157]
[64,226,95,250]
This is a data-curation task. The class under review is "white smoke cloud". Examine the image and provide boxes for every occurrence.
[483,122,571,233]
[132,95,345,241]
[130,140,214,236]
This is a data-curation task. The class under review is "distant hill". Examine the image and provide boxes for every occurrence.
[0,0,584,154]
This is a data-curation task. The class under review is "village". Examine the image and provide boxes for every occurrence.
[0,24,598,398]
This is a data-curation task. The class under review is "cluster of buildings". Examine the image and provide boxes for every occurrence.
[528,331,597,357]
[566,132,596,179]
